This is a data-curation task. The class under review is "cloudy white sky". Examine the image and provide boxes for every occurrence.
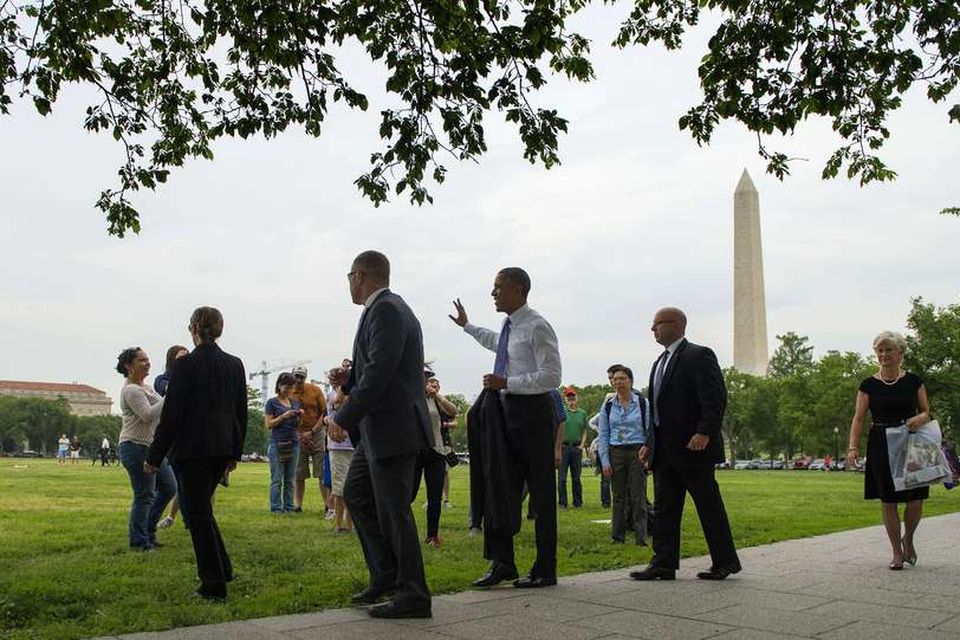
[2,7,958,409]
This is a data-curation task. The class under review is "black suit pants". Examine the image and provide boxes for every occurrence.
[172,457,233,596]
[484,393,557,576]
[344,442,430,605]
[651,459,738,570]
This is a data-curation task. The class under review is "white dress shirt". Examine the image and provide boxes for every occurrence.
[464,303,562,395]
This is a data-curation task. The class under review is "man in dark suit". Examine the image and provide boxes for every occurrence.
[145,306,247,600]
[329,250,433,619]
[631,307,741,581]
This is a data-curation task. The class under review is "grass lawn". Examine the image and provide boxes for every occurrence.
[1,458,958,639]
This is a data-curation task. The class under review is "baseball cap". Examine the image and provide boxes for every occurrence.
[563,386,577,397]
[292,366,308,378]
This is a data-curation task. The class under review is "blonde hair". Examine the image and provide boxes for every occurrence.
[872,331,907,353]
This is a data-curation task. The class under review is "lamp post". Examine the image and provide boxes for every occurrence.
[833,426,840,468]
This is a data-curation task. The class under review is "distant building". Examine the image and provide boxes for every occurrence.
[0,380,113,416]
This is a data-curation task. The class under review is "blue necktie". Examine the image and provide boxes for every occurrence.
[493,318,512,377]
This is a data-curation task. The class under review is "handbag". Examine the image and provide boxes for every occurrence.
[888,421,952,491]
[445,450,460,467]
[277,439,295,463]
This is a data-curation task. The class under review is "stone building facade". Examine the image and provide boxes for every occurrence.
[0,380,113,416]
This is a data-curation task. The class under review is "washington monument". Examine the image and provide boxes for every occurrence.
[733,169,769,376]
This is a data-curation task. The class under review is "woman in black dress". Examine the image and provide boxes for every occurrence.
[847,331,932,570]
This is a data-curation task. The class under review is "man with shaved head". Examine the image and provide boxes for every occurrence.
[631,307,741,581]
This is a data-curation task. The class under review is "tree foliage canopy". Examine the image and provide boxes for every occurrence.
[2,0,956,235]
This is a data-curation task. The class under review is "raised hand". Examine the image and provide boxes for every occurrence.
[449,298,469,327]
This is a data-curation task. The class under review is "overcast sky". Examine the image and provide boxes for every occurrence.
[2,7,958,410]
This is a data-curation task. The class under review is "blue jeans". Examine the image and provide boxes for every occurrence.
[268,440,300,512]
[558,444,583,507]
[118,441,177,549]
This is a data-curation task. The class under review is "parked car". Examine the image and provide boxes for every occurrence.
[808,458,826,471]
[715,459,732,470]
[766,459,786,470]
[733,459,752,470]
[12,450,44,458]
[792,456,813,470]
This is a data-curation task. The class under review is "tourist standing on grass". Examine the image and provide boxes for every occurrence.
[155,344,189,530]
[558,387,588,509]
[430,377,457,508]
[265,372,302,514]
[847,331,932,571]
[451,267,562,589]
[57,434,69,465]
[69,436,81,463]
[598,366,650,545]
[632,307,740,581]
[330,250,433,619]
[324,366,354,533]
[145,306,247,601]
[117,347,177,551]
[414,367,459,548]
[291,366,328,514]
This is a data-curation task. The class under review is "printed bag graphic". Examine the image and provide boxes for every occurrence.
[887,421,952,492]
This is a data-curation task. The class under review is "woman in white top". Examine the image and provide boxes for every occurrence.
[117,347,178,550]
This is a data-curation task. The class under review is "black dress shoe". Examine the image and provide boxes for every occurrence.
[472,562,519,588]
[351,584,395,605]
[513,574,557,588]
[629,566,676,581]
[697,563,742,580]
[195,585,227,601]
[368,599,432,619]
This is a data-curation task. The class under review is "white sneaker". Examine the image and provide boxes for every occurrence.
[324,509,335,520]
[157,516,174,529]
[469,527,481,537]
[443,501,452,509]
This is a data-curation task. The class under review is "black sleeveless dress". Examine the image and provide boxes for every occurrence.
[859,372,929,503]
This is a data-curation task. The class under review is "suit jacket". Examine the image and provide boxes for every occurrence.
[147,342,248,466]
[648,338,726,467]
[466,390,521,537]
[337,290,433,460]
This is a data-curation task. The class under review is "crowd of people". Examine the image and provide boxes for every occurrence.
[107,250,937,615]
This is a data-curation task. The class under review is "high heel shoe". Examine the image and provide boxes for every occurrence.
[888,559,904,571]
[902,541,917,566]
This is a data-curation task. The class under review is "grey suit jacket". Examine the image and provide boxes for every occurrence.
[337,290,433,460]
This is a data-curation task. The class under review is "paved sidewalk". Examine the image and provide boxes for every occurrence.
[105,513,960,640]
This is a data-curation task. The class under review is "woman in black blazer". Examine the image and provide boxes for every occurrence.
[145,306,247,601]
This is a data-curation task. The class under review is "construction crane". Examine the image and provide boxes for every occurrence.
[248,359,311,407]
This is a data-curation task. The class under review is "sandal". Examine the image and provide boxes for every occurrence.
[889,560,904,571]
[902,541,917,566]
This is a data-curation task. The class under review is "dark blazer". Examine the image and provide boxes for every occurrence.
[147,342,248,466]
[337,290,433,460]
[649,338,726,467]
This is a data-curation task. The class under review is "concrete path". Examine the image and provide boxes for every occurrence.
[104,513,960,639]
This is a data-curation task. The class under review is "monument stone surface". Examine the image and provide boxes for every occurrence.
[733,169,769,376]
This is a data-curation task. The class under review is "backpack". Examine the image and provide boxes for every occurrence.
[604,391,647,432]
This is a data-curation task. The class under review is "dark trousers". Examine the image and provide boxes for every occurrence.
[412,448,446,538]
[651,459,738,570]
[558,444,583,507]
[484,393,557,577]
[172,457,233,596]
[610,446,647,543]
[595,451,611,506]
[344,442,430,605]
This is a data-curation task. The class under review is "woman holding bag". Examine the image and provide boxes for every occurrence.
[848,331,933,570]
[265,372,302,513]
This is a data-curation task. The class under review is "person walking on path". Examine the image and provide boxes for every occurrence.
[847,331,933,570]
[145,306,247,601]
[329,250,433,619]
[451,266,562,589]
[631,307,740,581]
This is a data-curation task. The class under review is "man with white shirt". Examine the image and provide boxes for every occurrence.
[451,267,562,589]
